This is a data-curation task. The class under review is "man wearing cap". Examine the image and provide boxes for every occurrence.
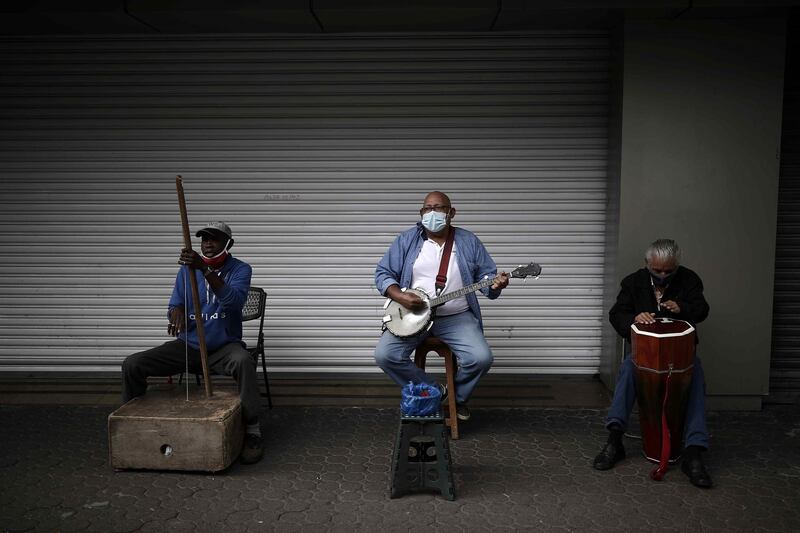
[121,221,264,464]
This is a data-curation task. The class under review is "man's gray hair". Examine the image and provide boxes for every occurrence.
[645,239,681,264]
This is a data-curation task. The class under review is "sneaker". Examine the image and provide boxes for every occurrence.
[437,383,448,403]
[455,403,471,421]
[240,433,264,464]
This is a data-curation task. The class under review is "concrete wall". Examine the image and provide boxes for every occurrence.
[602,17,786,409]
[600,23,625,389]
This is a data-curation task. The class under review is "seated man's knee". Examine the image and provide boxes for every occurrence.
[478,350,494,371]
[229,347,254,368]
[122,352,142,375]
[374,334,406,369]
[693,356,705,373]
[463,349,492,372]
[219,346,254,376]
[618,356,635,376]
[374,346,392,369]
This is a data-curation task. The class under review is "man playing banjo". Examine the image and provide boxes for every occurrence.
[374,191,509,421]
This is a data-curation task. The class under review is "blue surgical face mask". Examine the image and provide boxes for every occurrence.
[421,211,448,233]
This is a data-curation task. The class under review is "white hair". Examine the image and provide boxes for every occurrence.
[645,239,681,264]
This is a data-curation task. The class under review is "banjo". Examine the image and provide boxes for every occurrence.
[381,262,541,338]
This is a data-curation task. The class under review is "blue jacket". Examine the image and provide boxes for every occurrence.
[375,223,501,329]
[168,256,252,352]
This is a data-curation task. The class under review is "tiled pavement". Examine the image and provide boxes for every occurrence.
[2,403,800,532]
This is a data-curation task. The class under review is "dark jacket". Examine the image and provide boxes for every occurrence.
[609,266,709,341]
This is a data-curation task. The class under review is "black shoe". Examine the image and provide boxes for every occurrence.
[455,403,471,421]
[681,454,713,488]
[240,433,264,465]
[593,440,625,471]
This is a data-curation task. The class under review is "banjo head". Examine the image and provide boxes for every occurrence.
[382,287,432,338]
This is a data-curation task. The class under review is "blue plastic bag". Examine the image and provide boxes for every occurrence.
[400,381,442,416]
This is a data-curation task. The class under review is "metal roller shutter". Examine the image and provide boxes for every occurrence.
[0,31,610,374]
[771,21,800,401]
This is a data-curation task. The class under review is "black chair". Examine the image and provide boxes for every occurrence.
[243,286,272,409]
[181,286,272,409]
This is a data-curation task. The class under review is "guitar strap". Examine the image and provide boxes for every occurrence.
[435,227,456,296]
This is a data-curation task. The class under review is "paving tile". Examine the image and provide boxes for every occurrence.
[1,404,800,532]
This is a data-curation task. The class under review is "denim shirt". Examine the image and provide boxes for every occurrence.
[375,223,501,330]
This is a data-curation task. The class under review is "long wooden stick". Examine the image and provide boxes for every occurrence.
[175,175,213,397]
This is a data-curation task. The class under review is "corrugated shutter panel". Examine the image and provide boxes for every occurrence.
[0,32,610,374]
[771,21,800,400]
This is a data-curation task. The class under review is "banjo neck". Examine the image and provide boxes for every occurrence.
[429,277,496,308]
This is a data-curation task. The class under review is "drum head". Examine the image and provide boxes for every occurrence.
[631,318,696,373]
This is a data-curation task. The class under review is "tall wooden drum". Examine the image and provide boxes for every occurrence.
[631,318,695,480]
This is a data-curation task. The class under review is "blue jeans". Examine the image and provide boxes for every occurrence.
[374,310,493,404]
[605,345,710,449]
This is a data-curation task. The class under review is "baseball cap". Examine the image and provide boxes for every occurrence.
[195,221,232,239]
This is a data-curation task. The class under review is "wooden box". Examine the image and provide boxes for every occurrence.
[108,388,243,472]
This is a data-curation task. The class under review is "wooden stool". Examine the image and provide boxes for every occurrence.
[414,337,459,440]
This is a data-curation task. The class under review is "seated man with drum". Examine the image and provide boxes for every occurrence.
[374,191,509,422]
[593,239,712,488]
[121,221,264,464]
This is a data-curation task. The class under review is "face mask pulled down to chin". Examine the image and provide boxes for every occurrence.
[201,239,231,269]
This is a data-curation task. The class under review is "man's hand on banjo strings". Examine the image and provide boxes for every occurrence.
[387,285,426,312]
[399,292,426,311]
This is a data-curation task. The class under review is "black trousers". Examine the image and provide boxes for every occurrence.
[121,339,261,424]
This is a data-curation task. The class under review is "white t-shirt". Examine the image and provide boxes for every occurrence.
[411,239,469,316]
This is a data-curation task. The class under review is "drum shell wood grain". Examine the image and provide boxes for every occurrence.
[108,388,243,472]
[631,320,695,463]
